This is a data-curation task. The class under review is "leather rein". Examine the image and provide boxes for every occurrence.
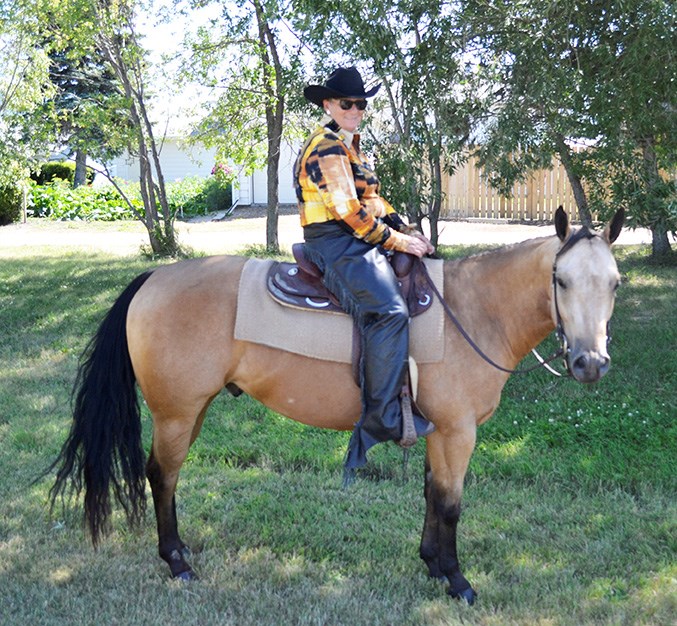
[421,229,605,377]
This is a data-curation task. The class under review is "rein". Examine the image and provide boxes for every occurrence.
[421,263,566,375]
[417,228,603,377]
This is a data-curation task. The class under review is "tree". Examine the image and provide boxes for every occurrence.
[0,0,55,186]
[582,0,676,257]
[461,0,676,256]
[98,0,180,255]
[56,0,181,255]
[293,0,478,246]
[45,45,120,187]
[182,0,305,252]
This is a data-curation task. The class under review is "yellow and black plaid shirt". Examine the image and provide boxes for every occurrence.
[294,119,410,252]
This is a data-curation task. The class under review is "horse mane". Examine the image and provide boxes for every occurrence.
[450,235,556,271]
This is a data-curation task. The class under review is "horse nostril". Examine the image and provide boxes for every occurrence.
[573,354,588,371]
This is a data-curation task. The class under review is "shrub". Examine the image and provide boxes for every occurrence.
[202,177,233,213]
[166,176,233,219]
[31,161,96,186]
[0,183,23,225]
[28,180,136,221]
[26,175,233,222]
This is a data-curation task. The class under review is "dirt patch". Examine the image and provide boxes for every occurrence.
[0,207,652,258]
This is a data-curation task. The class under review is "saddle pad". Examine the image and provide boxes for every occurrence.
[234,257,445,364]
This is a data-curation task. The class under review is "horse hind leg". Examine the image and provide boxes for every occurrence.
[146,401,212,580]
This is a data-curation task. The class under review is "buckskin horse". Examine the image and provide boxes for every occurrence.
[50,207,624,604]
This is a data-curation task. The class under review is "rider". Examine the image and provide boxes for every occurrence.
[293,66,436,476]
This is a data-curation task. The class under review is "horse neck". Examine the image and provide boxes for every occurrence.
[445,236,560,368]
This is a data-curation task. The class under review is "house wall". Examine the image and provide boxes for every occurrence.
[109,139,216,182]
[247,141,298,205]
[109,138,299,207]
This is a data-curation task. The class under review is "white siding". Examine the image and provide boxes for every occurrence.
[108,137,298,206]
[156,140,216,181]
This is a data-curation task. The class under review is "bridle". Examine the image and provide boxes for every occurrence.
[422,228,609,377]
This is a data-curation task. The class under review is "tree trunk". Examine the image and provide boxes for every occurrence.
[641,138,673,259]
[428,141,443,248]
[254,0,283,253]
[651,227,671,257]
[73,149,87,188]
[554,133,593,227]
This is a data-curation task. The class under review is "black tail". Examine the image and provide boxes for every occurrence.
[49,270,154,546]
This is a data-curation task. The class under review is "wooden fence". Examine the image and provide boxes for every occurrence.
[441,155,579,222]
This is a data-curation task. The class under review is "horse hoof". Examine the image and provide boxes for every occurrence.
[173,569,198,582]
[449,586,477,605]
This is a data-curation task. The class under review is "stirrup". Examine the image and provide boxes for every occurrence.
[398,385,418,448]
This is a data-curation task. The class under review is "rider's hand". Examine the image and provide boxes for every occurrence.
[404,233,435,258]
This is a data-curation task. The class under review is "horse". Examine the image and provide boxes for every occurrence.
[50,207,625,604]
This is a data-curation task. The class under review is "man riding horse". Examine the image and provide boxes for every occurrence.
[294,66,436,475]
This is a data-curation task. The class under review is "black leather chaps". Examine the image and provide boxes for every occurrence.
[303,223,433,471]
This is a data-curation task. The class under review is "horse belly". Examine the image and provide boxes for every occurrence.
[231,343,361,431]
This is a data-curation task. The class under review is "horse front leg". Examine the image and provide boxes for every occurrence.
[420,455,445,581]
[421,429,478,604]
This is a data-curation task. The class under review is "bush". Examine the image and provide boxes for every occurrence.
[0,184,23,226]
[26,175,233,222]
[31,161,96,186]
[166,176,233,219]
[28,180,136,221]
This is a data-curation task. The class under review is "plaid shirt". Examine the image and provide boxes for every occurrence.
[294,119,410,252]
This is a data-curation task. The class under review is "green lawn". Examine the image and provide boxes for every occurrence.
[0,234,674,625]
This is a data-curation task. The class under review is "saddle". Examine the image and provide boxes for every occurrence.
[266,243,434,448]
[267,243,434,317]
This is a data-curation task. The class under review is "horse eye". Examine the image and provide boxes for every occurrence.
[613,279,621,292]
[556,277,567,289]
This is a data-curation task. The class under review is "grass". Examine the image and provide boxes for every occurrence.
[0,232,675,625]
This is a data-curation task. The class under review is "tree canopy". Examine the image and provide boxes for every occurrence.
[1,0,674,256]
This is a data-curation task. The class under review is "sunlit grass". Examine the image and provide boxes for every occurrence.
[0,233,674,625]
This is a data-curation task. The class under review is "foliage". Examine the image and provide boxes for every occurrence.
[166,176,233,218]
[0,0,56,186]
[461,0,677,253]
[42,41,123,185]
[28,180,136,221]
[0,236,674,624]
[0,182,23,225]
[292,0,479,244]
[25,176,232,222]
[181,0,308,251]
[31,161,95,186]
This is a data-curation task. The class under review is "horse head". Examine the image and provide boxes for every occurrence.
[553,206,625,383]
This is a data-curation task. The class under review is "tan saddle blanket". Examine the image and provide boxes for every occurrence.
[234,257,445,364]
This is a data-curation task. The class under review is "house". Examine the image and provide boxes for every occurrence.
[107,137,298,206]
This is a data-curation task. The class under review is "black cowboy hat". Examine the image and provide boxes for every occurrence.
[304,66,381,107]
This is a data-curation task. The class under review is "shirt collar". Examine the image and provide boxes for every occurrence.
[321,115,359,151]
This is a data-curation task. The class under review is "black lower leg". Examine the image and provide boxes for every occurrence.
[146,454,195,580]
[420,461,445,580]
[433,488,476,604]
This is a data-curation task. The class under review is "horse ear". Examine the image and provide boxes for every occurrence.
[555,206,570,241]
[604,208,625,244]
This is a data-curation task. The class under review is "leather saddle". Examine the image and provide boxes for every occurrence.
[266,243,435,448]
[267,243,434,317]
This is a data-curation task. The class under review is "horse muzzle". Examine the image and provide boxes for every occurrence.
[567,348,610,383]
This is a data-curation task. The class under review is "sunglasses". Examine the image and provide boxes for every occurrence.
[338,98,368,111]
